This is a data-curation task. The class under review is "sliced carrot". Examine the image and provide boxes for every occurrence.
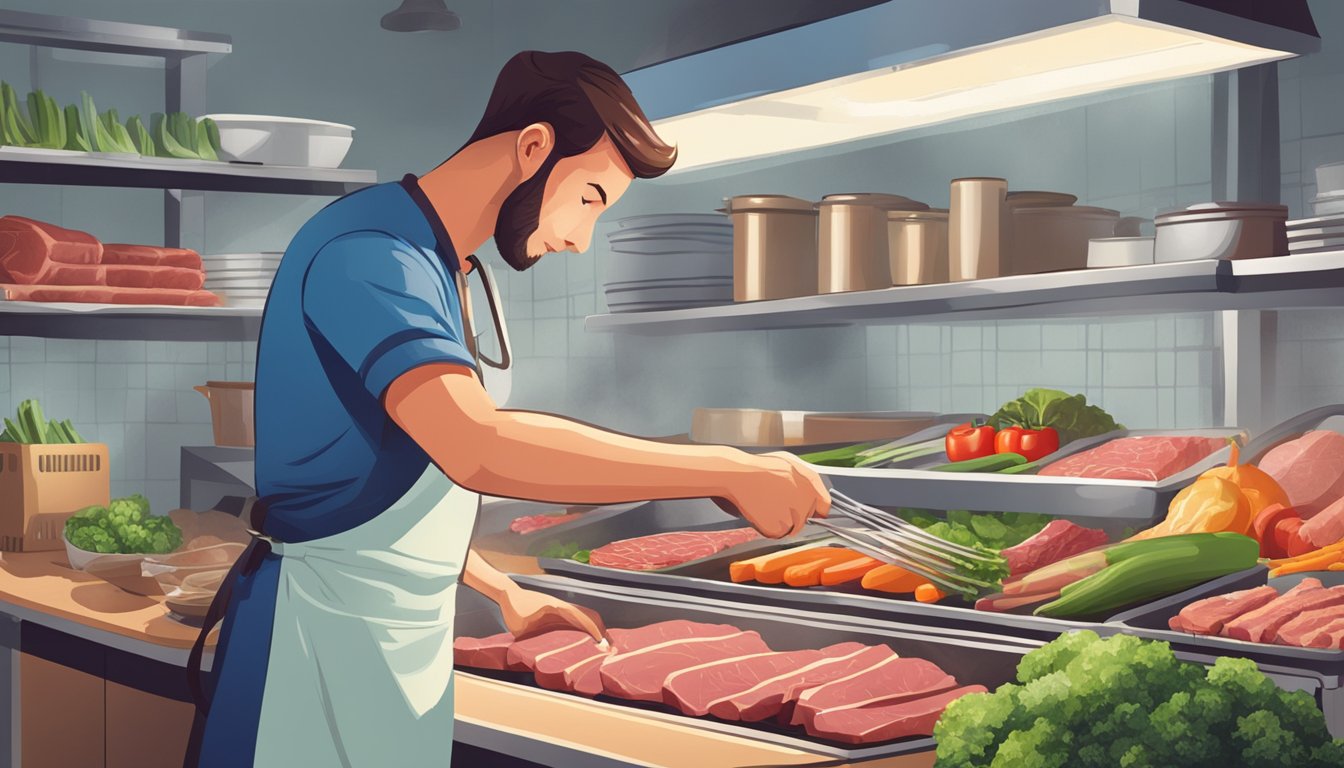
[915,583,948,603]
[783,550,867,587]
[861,564,926,593]
[1269,540,1344,568]
[1269,549,1344,578]
[730,542,831,583]
[820,555,884,586]
[756,547,857,584]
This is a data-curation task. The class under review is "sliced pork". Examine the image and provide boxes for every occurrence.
[1276,604,1344,647]
[599,621,771,702]
[506,629,596,670]
[453,632,517,671]
[102,243,203,270]
[790,656,958,731]
[805,685,988,745]
[1303,618,1344,649]
[510,511,588,535]
[0,215,102,284]
[1259,431,1344,519]
[1300,497,1344,549]
[589,528,761,571]
[1038,435,1224,482]
[1168,585,1279,635]
[1000,520,1109,577]
[1220,579,1344,643]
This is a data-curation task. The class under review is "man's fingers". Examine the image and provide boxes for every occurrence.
[566,605,606,642]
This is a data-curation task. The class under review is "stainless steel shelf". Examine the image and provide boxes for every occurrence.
[0,301,262,341]
[0,8,231,56]
[0,148,375,196]
[585,253,1344,334]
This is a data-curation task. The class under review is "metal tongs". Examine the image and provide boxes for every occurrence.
[809,489,1002,595]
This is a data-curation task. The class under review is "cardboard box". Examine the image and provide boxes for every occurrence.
[0,443,110,552]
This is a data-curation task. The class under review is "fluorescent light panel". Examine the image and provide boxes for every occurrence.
[655,16,1292,173]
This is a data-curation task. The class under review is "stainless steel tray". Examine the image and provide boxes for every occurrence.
[537,520,829,572]
[455,574,1044,760]
[817,427,1245,530]
[515,498,742,557]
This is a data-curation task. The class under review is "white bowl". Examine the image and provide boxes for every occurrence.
[200,114,353,168]
[1087,236,1155,268]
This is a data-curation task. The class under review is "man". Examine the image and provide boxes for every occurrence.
[187,51,829,767]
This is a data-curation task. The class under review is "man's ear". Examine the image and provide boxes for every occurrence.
[515,122,555,183]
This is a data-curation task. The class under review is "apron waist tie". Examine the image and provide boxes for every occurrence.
[188,496,276,714]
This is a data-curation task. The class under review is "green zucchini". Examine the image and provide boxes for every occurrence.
[1034,533,1259,619]
[931,453,1027,473]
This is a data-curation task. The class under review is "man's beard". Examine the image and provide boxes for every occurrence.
[494,153,561,272]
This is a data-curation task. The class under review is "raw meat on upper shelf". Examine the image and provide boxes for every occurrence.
[1259,431,1344,519]
[1000,519,1109,577]
[588,528,760,571]
[1038,435,1225,482]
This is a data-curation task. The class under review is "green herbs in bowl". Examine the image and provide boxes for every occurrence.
[63,494,183,565]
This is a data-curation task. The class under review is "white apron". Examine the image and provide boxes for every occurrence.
[251,466,477,767]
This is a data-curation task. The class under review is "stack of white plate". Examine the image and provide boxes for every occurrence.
[202,252,282,308]
[604,213,732,313]
[1287,216,1344,255]
[1315,161,1344,217]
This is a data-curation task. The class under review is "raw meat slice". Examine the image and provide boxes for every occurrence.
[1259,431,1344,519]
[453,632,518,671]
[777,645,899,725]
[589,528,761,571]
[1301,497,1344,549]
[790,656,958,731]
[1303,618,1344,649]
[599,620,771,702]
[671,642,870,722]
[506,629,596,670]
[0,216,102,285]
[510,511,588,535]
[1168,585,1279,635]
[1221,579,1344,643]
[102,243,203,270]
[1000,519,1109,577]
[0,284,223,306]
[103,265,205,291]
[536,642,615,698]
[805,685,988,745]
[1277,603,1344,647]
[1038,436,1224,482]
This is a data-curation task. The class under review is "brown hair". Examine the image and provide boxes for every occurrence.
[464,51,676,178]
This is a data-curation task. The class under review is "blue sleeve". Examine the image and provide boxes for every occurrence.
[301,232,476,400]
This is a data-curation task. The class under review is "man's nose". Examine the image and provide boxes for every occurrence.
[565,235,589,253]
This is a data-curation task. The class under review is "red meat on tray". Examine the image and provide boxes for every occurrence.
[805,685,988,745]
[1221,579,1344,643]
[0,215,102,284]
[1038,435,1225,482]
[102,243,204,270]
[510,511,588,535]
[1000,519,1109,577]
[0,284,223,306]
[1303,618,1344,649]
[1168,585,1279,635]
[599,620,771,702]
[588,528,761,571]
[664,642,868,721]
[1258,431,1344,519]
[452,632,518,671]
[790,656,958,731]
[1277,604,1344,647]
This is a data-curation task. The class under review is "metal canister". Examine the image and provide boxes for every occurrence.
[949,177,1007,281]
[818,193,929,293]
[888,209,949,286]
[726,195,818,301]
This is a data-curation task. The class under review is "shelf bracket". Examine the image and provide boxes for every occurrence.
[164,189,204,250]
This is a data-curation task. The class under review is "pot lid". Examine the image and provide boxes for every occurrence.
[724,195,816,213]
[381,0,461,31]
[818,193,929,211]
[1089,236,1155,243]
[1013,205,1120,217]
[1005,191,1078,207]
[1156,201,1289,219]
[889,208,949,220]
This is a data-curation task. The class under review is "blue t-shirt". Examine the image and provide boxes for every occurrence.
[253,176,476,542]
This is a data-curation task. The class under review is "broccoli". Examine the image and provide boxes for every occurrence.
[63,495,181,555]
[934,632,1344,767]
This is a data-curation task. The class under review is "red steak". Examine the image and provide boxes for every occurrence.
[589,528,761,571]
[1221,579,1344,643]
[509,512,588,535]
[679,642,871,722]
[102,264,205,290]
[599,620,771,702]
[1000,520,1109,577]
[1277,604,1344,647]
[777,645,899,725]
[1259,431,1344,519]
[790,656,958,731]
[1039,436,1224,482]
[102,243,203,270]
[506,629,597,670]
[662,649,816,717]
[453,632,518,671]
[1168,585,1279,635]
[1304,618,1344,649]
[805,685,988,745]
[0,216,102,284]
[535,641,615,698]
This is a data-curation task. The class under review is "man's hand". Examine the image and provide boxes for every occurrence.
[723,451,831,539]
[498,586,606,642]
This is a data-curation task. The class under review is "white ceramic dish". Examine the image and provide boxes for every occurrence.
[605,251,732,285]
[200,114,353,168]
[1316,161,1344,195]
[1087,236,1155,268]
[615,214,730,230]
[1288,238,1344,251]
[1313,195,1344,217]
[1154,203,1287,262]
[1288,224,1344,239]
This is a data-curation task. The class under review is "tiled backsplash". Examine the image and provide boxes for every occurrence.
[0,338,256,516]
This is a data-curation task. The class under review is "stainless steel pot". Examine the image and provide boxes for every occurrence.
[1154,202,1288,263]
[818,193,928,293]
[725,195,818,301]
[1008,205,1122,275]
